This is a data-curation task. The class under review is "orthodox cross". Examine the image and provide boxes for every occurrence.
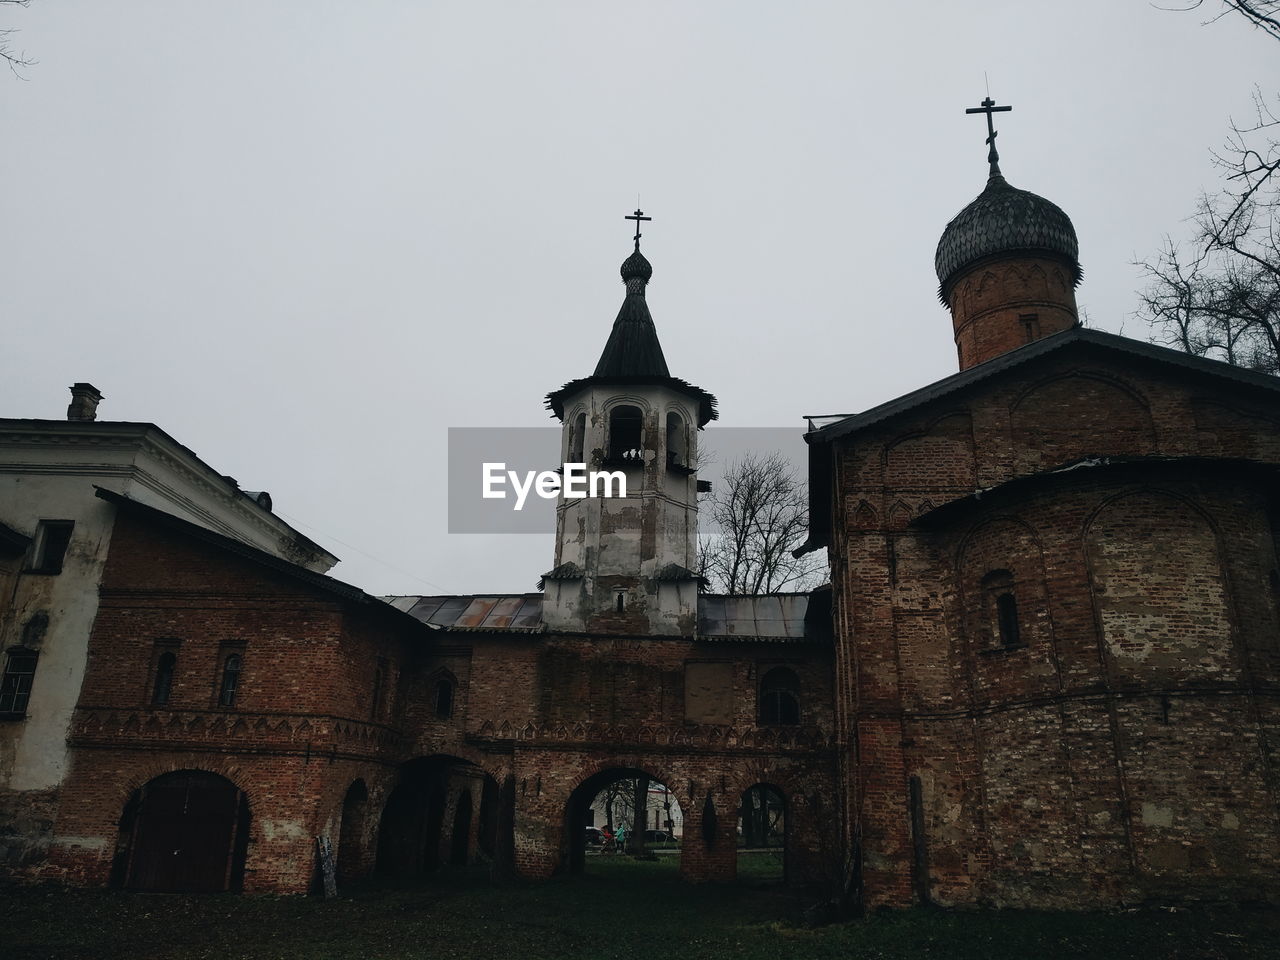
[965,96,1011,175]
[625,208,651,250]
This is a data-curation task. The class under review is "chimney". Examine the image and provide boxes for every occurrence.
[67,383,104,422]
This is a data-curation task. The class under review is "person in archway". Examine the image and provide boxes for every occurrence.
[614,823,627,854]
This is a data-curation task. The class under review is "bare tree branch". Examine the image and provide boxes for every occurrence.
[1166,1,1280,41]
[0,0,34,79]
[698,451,828,595]
[1136,4,1280,374]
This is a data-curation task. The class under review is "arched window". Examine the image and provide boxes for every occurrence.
[434,676,455,720]
[608,405,643,463]
[666,412,688,469]
[152,651,176,706]
[218,653,242,707]
[370,662,385,720]
[981,569,1021,647]
[996,593,1021,646]
[759,667,800,725]
[568,412,586,463]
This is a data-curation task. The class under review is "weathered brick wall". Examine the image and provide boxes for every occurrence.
[463,633,839,884]
[30,510,421,893]
[831,348,1280,908]
[946,256,1078,370]
[29,507,839,894]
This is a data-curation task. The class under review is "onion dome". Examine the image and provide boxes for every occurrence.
[620,248,653,283]
[934,172,1081,302]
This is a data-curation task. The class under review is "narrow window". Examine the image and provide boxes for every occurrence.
[28,520,74,574]
[218,653,242,707]
[370,661,385,720]
[615,591,626,613]
[666,412,687,468]
[996,593,1021,646]
[435,676,454,720]
[759,667,800,725]
[0,649,38,717]
[608,405,643,463]
[981,569,1022,648]
[152,651,176,706]
[568,412,586,463]
[1019,313,1040,343]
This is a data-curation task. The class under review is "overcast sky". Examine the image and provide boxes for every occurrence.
[2,2,1276,595]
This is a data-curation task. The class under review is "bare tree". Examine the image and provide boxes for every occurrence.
[1174,1,1280,41]
[1138,6,1280,372]
[1,0,34,78]
[698,451,826,595]
[627,775,650,854]
[596,779,634,832]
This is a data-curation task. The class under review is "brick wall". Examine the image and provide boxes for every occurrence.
[831,346,1280,908]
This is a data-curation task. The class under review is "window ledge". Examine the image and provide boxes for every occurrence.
[980,642,1029,657]
[599,457,645,470]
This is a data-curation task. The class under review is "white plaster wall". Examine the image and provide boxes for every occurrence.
[547,384,703,633]
[0,476,116,791]
[0,422,339,792]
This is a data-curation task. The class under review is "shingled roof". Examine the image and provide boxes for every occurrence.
[934,172,1081,303]
[545,243,718,426]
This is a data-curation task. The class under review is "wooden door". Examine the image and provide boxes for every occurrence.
[126,772,245,892]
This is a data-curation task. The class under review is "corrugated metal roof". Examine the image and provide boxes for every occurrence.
[382,589,831,642]
[697,592,830,644]
[385,595,547,633]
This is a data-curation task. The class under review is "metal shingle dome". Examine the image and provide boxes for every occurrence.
[620,248,653,283]
[934,173,1081,301]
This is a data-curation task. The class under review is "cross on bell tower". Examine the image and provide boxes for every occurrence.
[625,207,651,251]
[965,96,1012,177]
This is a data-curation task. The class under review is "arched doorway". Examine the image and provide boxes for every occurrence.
[376,756,504,879]
[336,779,369,884]
[449,789,473,866]
[737,783,786,883]
[564,767,683,875]
[116,770,250,893]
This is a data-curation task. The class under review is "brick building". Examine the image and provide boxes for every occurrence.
[2,110,1278,907]
[798,125,1280,907]
[0,221,835,894]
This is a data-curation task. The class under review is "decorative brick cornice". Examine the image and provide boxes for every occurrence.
[466,717,833,754]
[70,706,402,759]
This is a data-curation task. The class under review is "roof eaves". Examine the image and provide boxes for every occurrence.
[808,327,1280,445]
[1,418,337,568]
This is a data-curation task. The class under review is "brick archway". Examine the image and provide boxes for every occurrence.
[375,754,506,878]
[562,763,682,875]
[113,770,250,894]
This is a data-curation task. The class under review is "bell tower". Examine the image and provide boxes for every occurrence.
[542,210,716,636]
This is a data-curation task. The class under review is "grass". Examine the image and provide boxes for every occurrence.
[3,857,1278,960]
